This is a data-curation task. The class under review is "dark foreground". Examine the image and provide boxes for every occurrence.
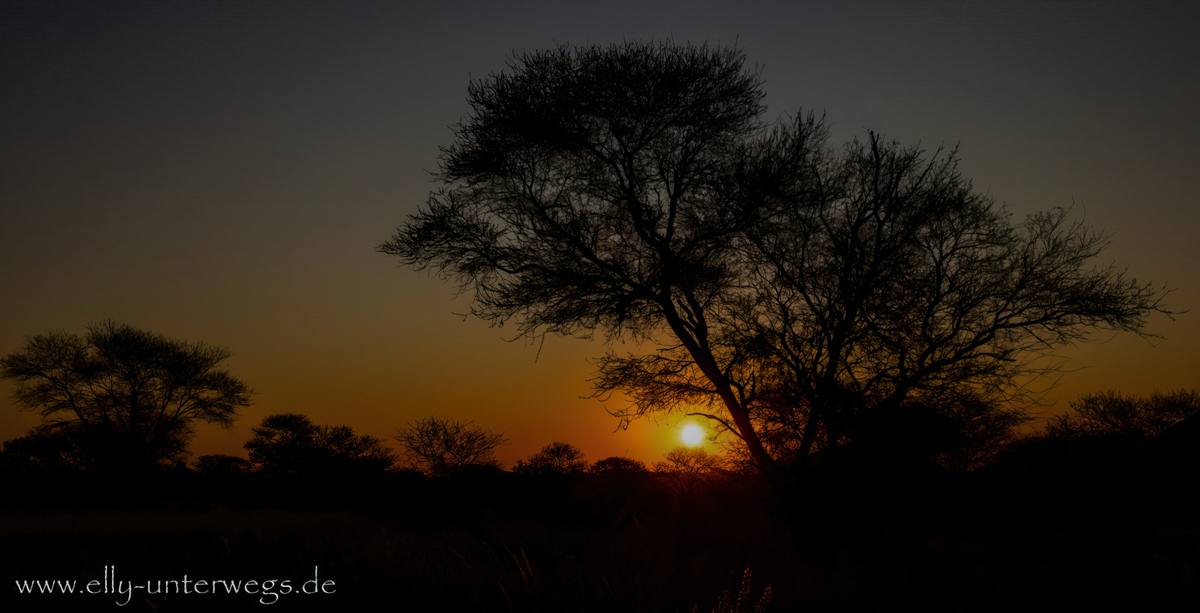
[3,468,1199,612]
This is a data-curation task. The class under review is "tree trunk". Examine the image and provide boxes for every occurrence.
[661,310,779,478]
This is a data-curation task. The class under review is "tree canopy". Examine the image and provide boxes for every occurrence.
[590,456,648,474]
[514,441,588,476]
[0,320,253,471]
[382,40,1170,476]
[653,446,730,494]
[245,413,397,476]
[1046,389,1200,441]
[394,416,508,477]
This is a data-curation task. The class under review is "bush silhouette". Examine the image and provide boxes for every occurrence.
[514,442,588,476]
[245,413,396,477]
[394,416,508,477]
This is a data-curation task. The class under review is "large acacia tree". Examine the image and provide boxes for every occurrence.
[597,132,1169,469]
[382,41,1169,476]
[383,41,796,472]
[0,319,253,471]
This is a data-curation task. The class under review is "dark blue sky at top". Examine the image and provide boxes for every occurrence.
[1,0,1197,463]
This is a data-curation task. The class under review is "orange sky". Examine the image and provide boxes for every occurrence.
[1,2,1197,467]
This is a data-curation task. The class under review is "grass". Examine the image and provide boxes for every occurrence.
[3,470,1200,611]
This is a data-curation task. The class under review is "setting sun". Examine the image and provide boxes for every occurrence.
[681,424,704,446]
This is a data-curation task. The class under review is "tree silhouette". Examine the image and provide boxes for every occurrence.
[654,446,729,474]
[654,446,729,494]
[382,41,795,473]
[394,416,508,477]
[0,424,85,472]
[194,453,252,476]
[0,320,252,472]
[244,413,318,475]
[931,392,1030,471]
[382,40,1170,477]
[997,390,1200,476]
[514,441,589,476]
[245,413,396,476]
[595,132,1170,471]
[591,456,648,474]
[1047,389,1200,441]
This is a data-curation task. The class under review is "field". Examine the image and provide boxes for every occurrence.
[4,470,1200,612]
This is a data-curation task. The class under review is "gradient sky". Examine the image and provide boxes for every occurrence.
[2,0,1197,467]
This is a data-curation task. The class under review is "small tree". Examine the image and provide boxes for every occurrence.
[1047,389,1200,441]
[514,441,588,476]
[0,424,85,472]
[194,454,252,476]
[654,446,728,474]
[934,393,1030,471]
[0,320,253,471]
[591,456,648,474]
[244,413,320,475]
[654,446,730,494]
[245,413,396,476]
[394,416,508,477]
[319,424,398,475]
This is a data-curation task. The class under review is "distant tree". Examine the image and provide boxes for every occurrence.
[0,320,253,472]
[319,424,398,474]
[0,424,85,472]
[244,413,319,475]
[245,413,396,476]
[591,456,648,474]
[934,393,1031,471]
[654,446,728,475]
[995,391,1200,476]
[394,416,508,477]
[653,446,729,493]
[514,441,589,476]
[193,454,252,476]
[1047,389,1200,441]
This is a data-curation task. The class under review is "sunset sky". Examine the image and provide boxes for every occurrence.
[2,1,1197,467]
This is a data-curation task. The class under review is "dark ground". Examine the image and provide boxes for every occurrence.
[3,468,1200,612]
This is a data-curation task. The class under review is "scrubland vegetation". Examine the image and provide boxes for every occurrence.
[5,405,1200,613]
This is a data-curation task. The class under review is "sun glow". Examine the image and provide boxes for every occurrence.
[681,424,704,446]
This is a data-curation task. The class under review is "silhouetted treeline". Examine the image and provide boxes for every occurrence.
[6,389,1200,538]
[8,404,1200,613]
[990,390,1200,476]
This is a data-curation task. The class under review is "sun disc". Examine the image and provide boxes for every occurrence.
[682,424,703,446]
